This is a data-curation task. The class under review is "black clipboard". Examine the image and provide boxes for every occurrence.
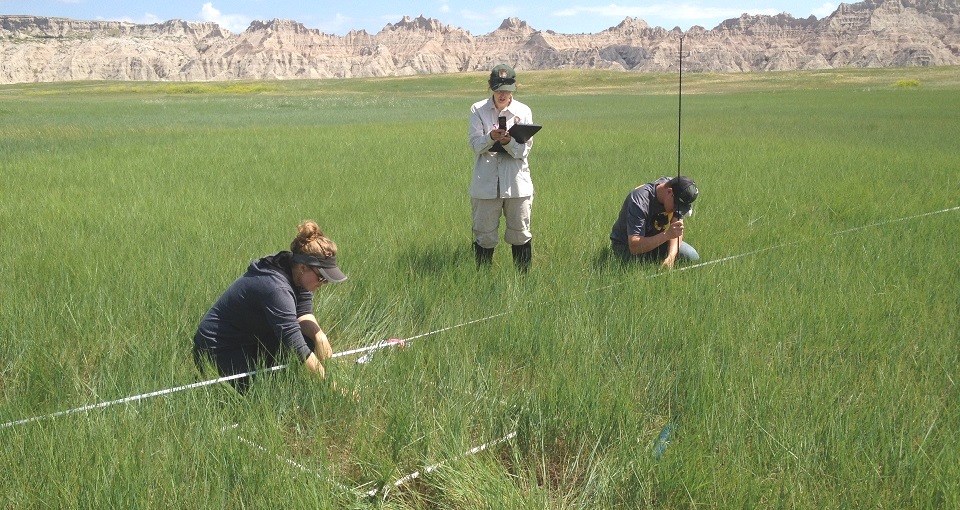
[491,123,542,153]
[508,123,541,143]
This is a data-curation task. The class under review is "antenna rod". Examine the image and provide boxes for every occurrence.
[677,35,683,179]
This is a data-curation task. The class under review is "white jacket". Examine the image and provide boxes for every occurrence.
[468,97,534,199]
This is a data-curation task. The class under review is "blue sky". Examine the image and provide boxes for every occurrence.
[1,1,840,35]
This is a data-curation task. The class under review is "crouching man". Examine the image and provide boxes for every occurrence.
[610,176,699,269]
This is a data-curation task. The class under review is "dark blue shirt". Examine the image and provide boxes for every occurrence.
[193,252,314,362]
[610,177,673,258]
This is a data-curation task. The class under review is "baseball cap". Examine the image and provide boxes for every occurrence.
[489,64,517,92]
[291,252,348,283]
[669,176,698,217]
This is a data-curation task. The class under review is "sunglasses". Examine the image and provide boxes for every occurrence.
[492,77,516,85]
[309,265,328,284]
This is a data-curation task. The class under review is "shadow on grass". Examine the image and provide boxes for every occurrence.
[589,245,631,275]
[395,242,471,275]
[590,244,700,275]
[396,243,681,279]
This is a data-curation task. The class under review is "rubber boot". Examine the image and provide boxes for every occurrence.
[474,241,494,267]
[512,240,532,273]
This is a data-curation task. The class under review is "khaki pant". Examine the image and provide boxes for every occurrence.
[471,196,533,248]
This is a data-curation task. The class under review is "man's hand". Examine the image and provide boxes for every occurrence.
[665,219,684,240]
[663,218,686,269]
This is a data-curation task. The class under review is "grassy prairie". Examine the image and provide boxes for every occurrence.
[1,67,958,508]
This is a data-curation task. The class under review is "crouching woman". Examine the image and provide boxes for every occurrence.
[193,220,347,392]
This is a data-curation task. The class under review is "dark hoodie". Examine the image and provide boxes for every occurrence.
[193,251,314,363]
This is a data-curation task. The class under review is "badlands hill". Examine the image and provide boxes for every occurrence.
[1,0,958,84]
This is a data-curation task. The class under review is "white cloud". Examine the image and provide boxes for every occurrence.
[440,4,451,14]
[811,3,838,18]
[103,13,162,25]
[553,3,778,22]
[314,13,354,34]
[199,2,252,33]
[379,13,405,23]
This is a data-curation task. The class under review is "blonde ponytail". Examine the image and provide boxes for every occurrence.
[290,220,337,257]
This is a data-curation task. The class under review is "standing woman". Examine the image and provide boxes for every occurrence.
[193,220,347,392]
[468,63,535,272]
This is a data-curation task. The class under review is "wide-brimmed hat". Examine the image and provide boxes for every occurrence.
[291,252,347,283]
[668,176,698,217]
[489,64,517,92]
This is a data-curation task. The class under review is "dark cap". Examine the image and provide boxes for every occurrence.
[488,64,517,92]
[291,252,348,283]
[668,176,698,217]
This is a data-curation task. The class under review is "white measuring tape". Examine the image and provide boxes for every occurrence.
[0,314,508,430]
[364,431,518,499]
[3,205,957,431]
[226,421,517,500]
[0,365,287,430]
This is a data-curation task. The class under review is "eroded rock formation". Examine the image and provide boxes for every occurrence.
[1,0,957,83]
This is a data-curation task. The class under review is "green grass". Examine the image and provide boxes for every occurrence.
[1,67,958,508]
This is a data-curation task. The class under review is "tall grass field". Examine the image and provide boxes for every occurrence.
[1,67,958,508]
